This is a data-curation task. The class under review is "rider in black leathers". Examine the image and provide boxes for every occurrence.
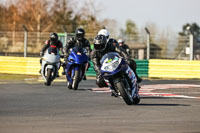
[63,28,91,78]
[63,28,91,57]
[118,39,131,56]
[39,33,63,76]
[91,34,142,88]
[40,32,63,56]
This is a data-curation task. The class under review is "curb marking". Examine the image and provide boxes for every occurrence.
[91,84,200,99]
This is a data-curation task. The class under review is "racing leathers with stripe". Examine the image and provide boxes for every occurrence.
[91,38,141,88]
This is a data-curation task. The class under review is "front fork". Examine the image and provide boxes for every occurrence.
[125,66,139,98]
[104,78,120,97]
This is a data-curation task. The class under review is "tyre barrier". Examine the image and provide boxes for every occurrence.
[0,56,149,77]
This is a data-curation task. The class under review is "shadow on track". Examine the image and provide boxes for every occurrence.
[136,103,190,106]
[138,96,190,106]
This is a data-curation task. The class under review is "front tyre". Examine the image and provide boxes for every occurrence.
[67,82,72,89]
[72,70,80,90]
[133,95,140,105]
[46,68,52,86]
[116,81,133,105]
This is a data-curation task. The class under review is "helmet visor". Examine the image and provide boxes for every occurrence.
[94,43,105,50]
[50,34,58,43]
[76,33,84,40]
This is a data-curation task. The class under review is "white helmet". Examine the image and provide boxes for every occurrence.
[98,29,110,39]
[118,39,123,43]
[118,39,125,46]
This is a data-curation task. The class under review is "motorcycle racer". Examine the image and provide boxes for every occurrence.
[91,33,142,88]
[63,28,91,79]
[39,33,63,76]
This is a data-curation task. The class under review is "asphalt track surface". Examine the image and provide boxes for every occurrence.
[0,75,200,133]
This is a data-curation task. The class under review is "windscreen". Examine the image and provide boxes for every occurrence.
[72,46,86,54]
[100,52,120,65]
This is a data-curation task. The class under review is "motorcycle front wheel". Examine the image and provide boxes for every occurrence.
[116,80,133,105]
[46,68,52,86]
[72,70,80,90]
[67,82,72,89]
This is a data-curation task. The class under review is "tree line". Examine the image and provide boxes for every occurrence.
[1,0,199,59]
[0,0,102,33]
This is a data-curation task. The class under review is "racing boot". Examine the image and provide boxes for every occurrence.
[83,75,87,80]
[56,71,59,77]
[62,70,66,75]
[61,62,66,75]
[111,90,119,97]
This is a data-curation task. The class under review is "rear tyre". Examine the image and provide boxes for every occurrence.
[72,70,80,90]
[116,80,133,105]
[46,68,52,86]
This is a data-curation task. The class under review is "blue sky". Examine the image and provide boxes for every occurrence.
[92,0,200,33]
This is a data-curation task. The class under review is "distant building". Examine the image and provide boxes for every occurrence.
[127,42,162,60]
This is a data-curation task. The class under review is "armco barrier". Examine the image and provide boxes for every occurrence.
[149,59,200,79]
[135,60,149,77]
[0,56,91,76]
[1,57,199,79]
[0,56,149,78]
[0,56,40,75]
[0,56,96,76]
[86,60,149,77]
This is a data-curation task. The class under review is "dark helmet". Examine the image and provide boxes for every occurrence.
[75,28,85,41]
[50,33,58,43]
[93,35,107,51]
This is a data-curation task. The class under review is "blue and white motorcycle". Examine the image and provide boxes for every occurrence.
[100,52,140,105]
[65,46,89,90]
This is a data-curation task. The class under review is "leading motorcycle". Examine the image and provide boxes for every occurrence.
[100,52,140,105]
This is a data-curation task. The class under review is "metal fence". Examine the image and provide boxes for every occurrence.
[0,31,199,60]
[0,31,50,57]
[149,35,189,60]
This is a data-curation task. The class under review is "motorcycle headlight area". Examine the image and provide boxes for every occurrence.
[102,58,121,72]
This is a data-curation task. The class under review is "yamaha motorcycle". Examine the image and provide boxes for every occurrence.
[100,52,140,105]
[65,46,89,90]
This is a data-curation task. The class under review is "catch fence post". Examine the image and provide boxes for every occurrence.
[145,27,150,60]
[23,25,28,57]
[187,26,194,60]
[63,25,67,47]
[189,34,194,60]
